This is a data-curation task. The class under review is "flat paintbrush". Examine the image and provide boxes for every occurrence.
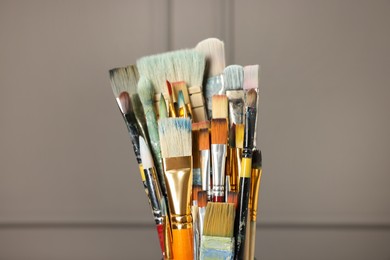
[211,95,228,202]
[199,202,236,260]
[243,65,260,147]
[195,38,226,119]
[159,118,194,260]
[234,89,257,260]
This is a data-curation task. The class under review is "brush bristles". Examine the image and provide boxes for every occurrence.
[224,65,244,91]
[137,49,205,93]
[125,65,140,93]
[192,185,202,203]
[252,149,262,169]
[227,191,238,209]
[139,136,154,169]
[235,124,245,149]
[195,38,226,77]
[212,95,228,119]
[203,202,235,237]
[109,67,129,97]
[243,65,259,90]
[198,128,210,150]
[137,77,155,106]
[178,90,185,109]
[198,190,208,208]
[211,119,228,145]
[159,93,168,119]
[159,118,192,158]
[245,89,257,109]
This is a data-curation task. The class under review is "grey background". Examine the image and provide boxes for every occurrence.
[1,0,390,259]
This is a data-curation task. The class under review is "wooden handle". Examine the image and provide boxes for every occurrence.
[171,228,194,259]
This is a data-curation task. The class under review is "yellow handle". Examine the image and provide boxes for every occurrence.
[172,228,194,259]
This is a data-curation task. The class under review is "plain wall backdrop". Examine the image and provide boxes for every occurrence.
[1,0,390,259]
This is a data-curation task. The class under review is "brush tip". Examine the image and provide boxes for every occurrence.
[243,65,259,90]
[117,91,132,114]
[223,65,244,91]
[211,118,228,145]
[159,118,192,158]
[246,89,257,109]
[197,190,208,208]
[178,90,185,108]
[252,149,262,168]
[212,95,228,119]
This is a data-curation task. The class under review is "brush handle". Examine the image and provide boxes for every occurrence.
[123,114,142,164]
[235,157,252,260]
[172,228,194,259]
[248,221,257,260]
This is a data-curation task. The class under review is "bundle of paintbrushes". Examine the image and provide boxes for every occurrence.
[108,38,263,260]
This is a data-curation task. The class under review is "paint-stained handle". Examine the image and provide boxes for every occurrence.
[172,228,194,260]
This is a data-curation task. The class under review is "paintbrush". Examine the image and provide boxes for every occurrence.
[139,136,169,258]
[211,95,228,202]
[200,202,236,260]
[243,65,260,147]
[137,49,206,122]
[159,118,194,259]
[192,122,202,187]
[177,90,190,118]
[248,149,262,260]
[235,123,245,187]
[197,120,211,201]
[234,88,257,260]
[137,76,166,196]
[195,38,226,119]
[109,68,168,257]
[192,185,202,260]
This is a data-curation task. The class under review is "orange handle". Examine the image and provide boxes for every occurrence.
[171,228,194,259]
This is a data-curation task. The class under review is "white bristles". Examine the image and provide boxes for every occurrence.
[109,67,129,97]
[158,118,192,158]
[243,65,259,90]
[195,38,226,77]
[139,136,154,169]
[137,49,205,94]
[224,65,244,91]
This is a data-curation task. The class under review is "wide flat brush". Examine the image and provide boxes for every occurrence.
[200,202,235,260]
[159,118,194,260]
[234,89,257,260]
[195,38,226,119]
[138,77,166,195]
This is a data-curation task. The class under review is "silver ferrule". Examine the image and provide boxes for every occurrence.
[211,144,227,198]
[200,150,210,192]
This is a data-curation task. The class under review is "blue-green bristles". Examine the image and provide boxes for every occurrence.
[158,118,192,158]
[178,90,185,110]
[223,65,244,92]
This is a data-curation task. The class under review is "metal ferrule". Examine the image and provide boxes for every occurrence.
[200,150,210,193]
[211,144,227,199]
[228,98,244,127]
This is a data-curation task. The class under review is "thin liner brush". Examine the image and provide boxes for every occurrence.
[139,136,169,258]
[177,90,189,118]
[159,118,194,260]
[248,149,262,260]
[137,77,166,197]
[234,89,257,260]
[243,65,260,147]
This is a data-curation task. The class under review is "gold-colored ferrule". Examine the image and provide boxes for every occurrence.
[250,167,262,221]
[168,102,177,118]
[227,147,238,192]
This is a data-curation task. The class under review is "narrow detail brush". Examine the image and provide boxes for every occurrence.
[234,89,257,260]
